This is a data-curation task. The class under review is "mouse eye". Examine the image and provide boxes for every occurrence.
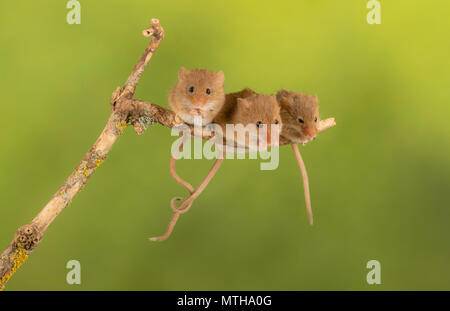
[314,117,318,122]
[256,121,263,128]
[188,86,195,93]
[298,118,304,124]
[274,120,279,125]
[206,88,211,95]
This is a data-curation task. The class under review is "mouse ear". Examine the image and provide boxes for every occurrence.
[276,89,292,108]
[178,67,189,81]
[216,70,225,84]
[237,97,250,109]
[276,89,290,103]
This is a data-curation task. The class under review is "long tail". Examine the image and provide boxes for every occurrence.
[291,143,313,225]
[149,199,181,242]
[175,158,224,213]
[150,159,224,242]
[170,139,194,194]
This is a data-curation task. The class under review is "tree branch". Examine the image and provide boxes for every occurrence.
[0,18,165,290]
[0,17,336,290]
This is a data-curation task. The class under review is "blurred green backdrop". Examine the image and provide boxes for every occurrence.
[1,0,449,290]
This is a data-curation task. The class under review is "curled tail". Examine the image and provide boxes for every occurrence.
[150,146,224,242]
[170,139,194,194]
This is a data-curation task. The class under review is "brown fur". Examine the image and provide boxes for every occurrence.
[213,87,256,125]
[276,89,320,143]
[214,92,281,128]
[169,67,225,124]
[232,94,281,126]
[214,91,282,147]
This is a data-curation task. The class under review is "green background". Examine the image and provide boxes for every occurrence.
[1,0,449,290]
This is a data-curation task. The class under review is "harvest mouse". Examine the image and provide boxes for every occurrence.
[169,67,225,125]
[167,67,226,224]
[276,89,320,225]
[215,91,282,149]
[276,89,319,144]
[154,68,225,242]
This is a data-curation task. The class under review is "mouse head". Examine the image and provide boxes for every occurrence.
[231,94,282,146]
[177,67,225,113]
[276,89,319,143]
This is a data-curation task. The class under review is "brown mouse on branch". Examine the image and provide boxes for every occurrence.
[276,89,320,225]
[167,67,226,218]
[277,89,319,144]
[215,92,282,151]
[152,68,225,242]
[169,67,225,125]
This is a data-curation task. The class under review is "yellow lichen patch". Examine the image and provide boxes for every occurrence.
[75,164,85,176]
[115,120,128,133]
[0,244,29,291]
[74,163,89,177]
[95,159,104,170]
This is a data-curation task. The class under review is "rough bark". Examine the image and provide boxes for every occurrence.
[0,18,165,290]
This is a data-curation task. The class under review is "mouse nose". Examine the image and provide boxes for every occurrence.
[191,95,206,108]
[303,128,317,139]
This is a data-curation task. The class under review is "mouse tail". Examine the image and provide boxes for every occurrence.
[149,210,181,242]
[172,158,224,215]
[291,143,313,225]
[150,159,224,242]
[170,140,195,194]
[149,139,194,242]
